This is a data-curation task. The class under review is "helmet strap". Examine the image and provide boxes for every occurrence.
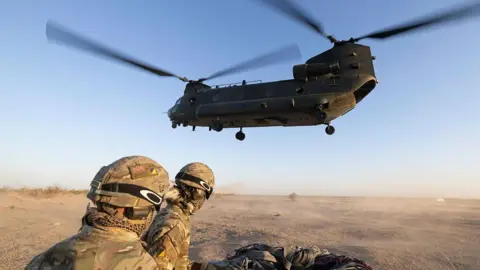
[124,206,154,220]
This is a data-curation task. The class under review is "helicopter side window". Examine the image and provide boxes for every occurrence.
[189,96,196,105]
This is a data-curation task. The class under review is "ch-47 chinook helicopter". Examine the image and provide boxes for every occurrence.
[46,0,480,141]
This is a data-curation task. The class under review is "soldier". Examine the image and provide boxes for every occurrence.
[25,155,170,270]
[144,162,215,270]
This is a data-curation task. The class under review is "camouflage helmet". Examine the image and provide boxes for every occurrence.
[87,156,169,208]
[175,162,215,199]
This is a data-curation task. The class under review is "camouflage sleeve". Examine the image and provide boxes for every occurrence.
[176,243,190,270]
[24,252,46,270]
[146,223,185,270]
[24,243,76,270]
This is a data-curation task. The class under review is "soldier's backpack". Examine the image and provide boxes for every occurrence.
[226,243,292,270]
[310,252,373,270]
[225,244,373,270]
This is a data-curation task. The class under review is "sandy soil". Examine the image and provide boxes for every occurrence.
[1,192,479,270]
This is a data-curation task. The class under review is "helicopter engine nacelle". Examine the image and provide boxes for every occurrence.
[293,62,340,80]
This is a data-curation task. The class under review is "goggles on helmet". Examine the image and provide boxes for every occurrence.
[90,180,163,206]
[175,172,213,199]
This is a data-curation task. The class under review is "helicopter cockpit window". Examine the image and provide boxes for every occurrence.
[171,98,182,113]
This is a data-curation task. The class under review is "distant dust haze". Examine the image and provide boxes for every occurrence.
[1,189,479,269]
[215,182,247,194]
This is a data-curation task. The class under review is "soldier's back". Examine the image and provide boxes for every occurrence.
[144,204,191,270]
[26,224,158,270]
[148,204,190,236]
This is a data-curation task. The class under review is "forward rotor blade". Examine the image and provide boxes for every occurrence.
[198,44,302,82]
[353,1,480,41]
[255,0,336,43]
[46,21,189,82]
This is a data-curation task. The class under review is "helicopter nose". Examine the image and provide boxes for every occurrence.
[167,108,172,118]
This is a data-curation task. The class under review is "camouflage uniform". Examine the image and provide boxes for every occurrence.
[143,162,215,270]
[144,203,192,270]
[25,156,170,270]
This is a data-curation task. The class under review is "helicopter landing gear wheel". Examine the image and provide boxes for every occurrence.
[235,129,245,141]
[325,125,335,135]
[171,122,177,129]
[212,122,224,132]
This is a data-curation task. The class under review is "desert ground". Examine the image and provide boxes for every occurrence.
[0,189,479,270]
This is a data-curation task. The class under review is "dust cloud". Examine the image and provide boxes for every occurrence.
[215,182,247,194]
[1,189,478,269]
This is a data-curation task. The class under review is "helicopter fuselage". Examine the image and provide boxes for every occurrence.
[168,43,377,130]
[47,0,480,141]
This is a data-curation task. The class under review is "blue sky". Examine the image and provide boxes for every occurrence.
[1,0,479,198]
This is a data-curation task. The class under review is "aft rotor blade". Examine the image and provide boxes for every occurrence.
[255,0,337,43]
[46,21,189,82]
[198,44,302,82]
[353,1,480,41]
